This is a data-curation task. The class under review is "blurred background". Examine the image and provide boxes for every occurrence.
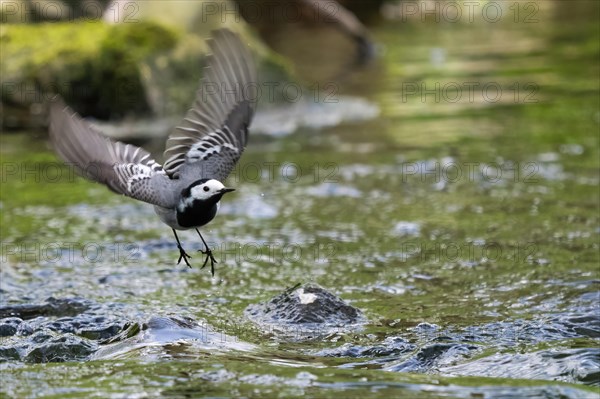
[1,1,599,398]
[2,0,384,128]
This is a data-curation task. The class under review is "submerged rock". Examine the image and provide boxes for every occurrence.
[441,348,600,386]
[386,343,479,373]
[245,283,365,338]
[93,316,255,360]
[0,296,255,363]
[0,317,22,337]
[23,333,97,363]
[316,336,416,358]
[0,297,92,320]
[0,298,125,363]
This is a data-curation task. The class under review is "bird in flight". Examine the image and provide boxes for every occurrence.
[49,29,257,276]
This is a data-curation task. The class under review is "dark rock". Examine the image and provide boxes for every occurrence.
[387,343,479,373]
[316,336,415,358]
[245,283,364,328]
[23,334,96,363]
[77,323,125,341]
[440,348,600,386]
[0,346,22,362]
[16,322,34,336]
[146,316,196,330]
[99,322,142,345]
[30,331,55,344]
[0,317,23,337]
[0,298,128,362]
[40,313,126,341]
[0,297,91,320]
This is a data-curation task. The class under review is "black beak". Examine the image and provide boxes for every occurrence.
[220,187,235,194]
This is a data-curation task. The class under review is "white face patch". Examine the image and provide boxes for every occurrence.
[178,179,226,212]
[190,179,225,200]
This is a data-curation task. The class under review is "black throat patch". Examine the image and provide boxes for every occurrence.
[176,198,219,228]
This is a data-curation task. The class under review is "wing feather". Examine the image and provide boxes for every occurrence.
[162,29,257,181]
[49,97,176,208]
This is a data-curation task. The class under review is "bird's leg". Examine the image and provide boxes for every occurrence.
[172,229,191,268]
[196,228,217,276]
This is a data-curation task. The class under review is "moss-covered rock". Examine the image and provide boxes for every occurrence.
[1,20,179,127]
[1,17,298,131]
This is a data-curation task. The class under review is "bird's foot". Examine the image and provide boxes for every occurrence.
[198,247,217,276]
[177,245,192,268]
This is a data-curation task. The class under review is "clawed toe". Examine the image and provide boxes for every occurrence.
[172,229,192,268]
[177,246,192,268]
[195,228,218,276]
[198,248,217,276]
[173,229,218,275]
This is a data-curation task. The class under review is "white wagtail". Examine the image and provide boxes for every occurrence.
[49,29,257,276]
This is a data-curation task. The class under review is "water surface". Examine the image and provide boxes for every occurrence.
[1,2,599,398]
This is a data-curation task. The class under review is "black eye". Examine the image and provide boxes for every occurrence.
[203,186,210,192]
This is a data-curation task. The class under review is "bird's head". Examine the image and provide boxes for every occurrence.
[179,179,235,210]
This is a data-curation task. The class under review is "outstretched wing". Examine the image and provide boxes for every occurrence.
[49,97,176,208]
[162,28,257,182]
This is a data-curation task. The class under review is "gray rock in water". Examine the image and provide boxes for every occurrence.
[23,333,96,363]
[0,297,91,320]
[245,283,365,334]
[0,298,128,363]
[0,317,22,337]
